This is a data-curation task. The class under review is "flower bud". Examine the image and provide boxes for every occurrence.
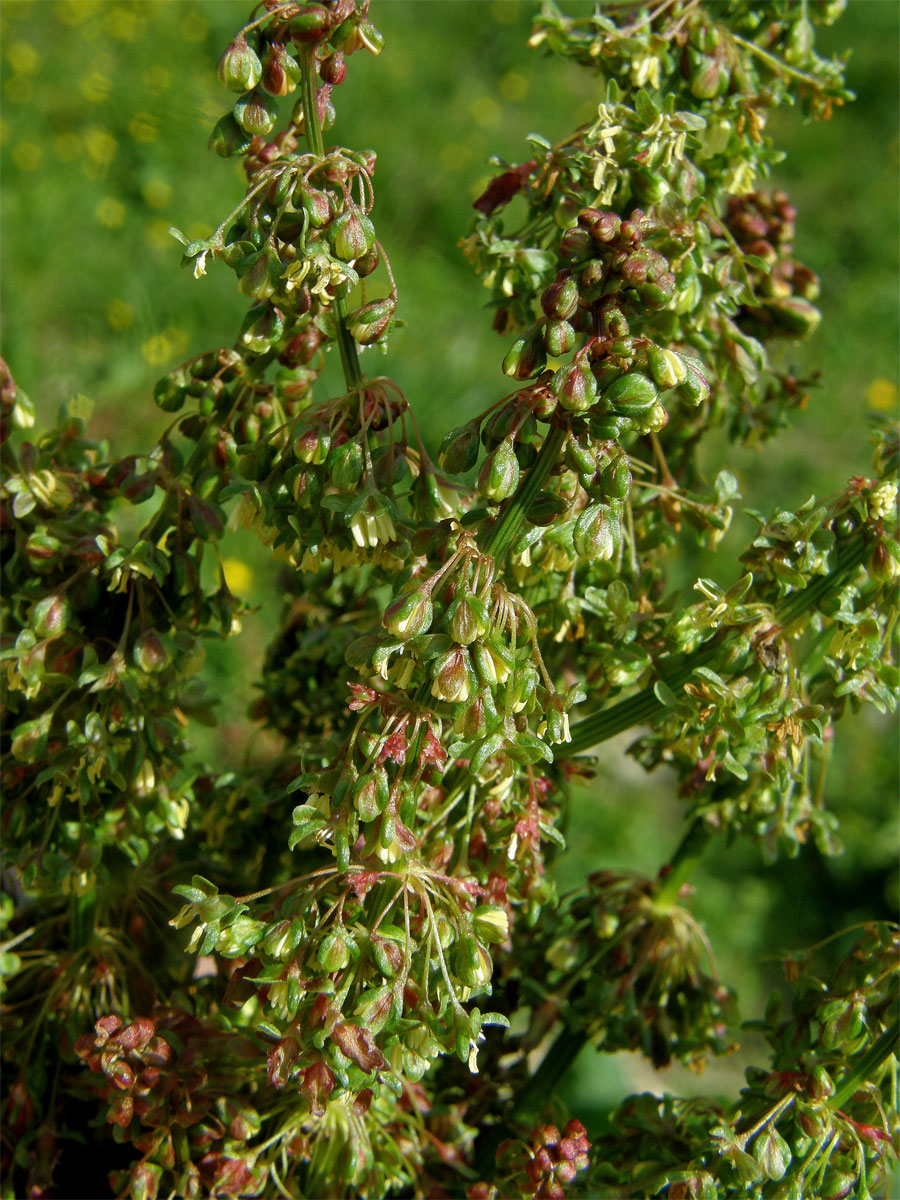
[447,589,488,645]
[262,43,302,96]
[597,455,632,500]
[431,646,474,704]
[527,490,569,525]
[297,186,333,228]
[544,319,576,358]
[154,367,189,413]
[383,587,433,639]
[647,346,687,390]
[353,768,390,820]
[329,439,364,489]
[318,931,351,972]
[552,362,597,413]
[453,936,492,987]
[478,438,520,501]
[472,641,512,687]
[293,426,331,465]
[473,905,509,945]
[32,593,70,638]
[290,4,333,43]
[209,113,253,158]
[559,227,592,261]
[603,372,658,416]
[439,422,480,474]
[762,296,822,337]
[218,37,262,93]
[133,631,169,673]
[541,276,579,320]
[347,297,395,345]
[502,331,546,380]
[239,304,285,353]
[574,503,621,561]
[320,51,347,85]
[330,210,375,261]
[233,90,278,137]
[677,356,711,406]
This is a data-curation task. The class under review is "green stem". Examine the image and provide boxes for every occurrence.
[567,532,868,757]
[654,818,710,907]
[483,423,566,565]
[299,46,365,395]
[831,1020,899,1110]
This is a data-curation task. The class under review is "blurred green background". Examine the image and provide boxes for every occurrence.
[2,0,897,1131]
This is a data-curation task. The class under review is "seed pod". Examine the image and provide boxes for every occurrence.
[330,210,375,261]
[574,502,621,561]
[541,276,579,320]
[603,372,658,416]
[383,587,433,639]
[233,90,278,137]
[544,318,576,358]
[218,37,262,93]
[209,113,253,158]
[552,362,597,413]
[438,422,480,474]
[478,438,520,501]
[647,346,687,389]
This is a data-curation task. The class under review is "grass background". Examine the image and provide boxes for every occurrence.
[2,0,897,1133]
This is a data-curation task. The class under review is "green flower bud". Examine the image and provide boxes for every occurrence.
[289,4,332,43]
[353,768,390,821]
[318,931,351,972]
[133,631,169,673]
[431,646,474,704]
[559,226,592,261]
[761,296,822,337]
[233,90,278,137]
[218,37,262,93]
[330,210,375,261]
[154,367,189,413]
[298,186,333,228]
[478,438,520,501]
[33,593,70,638]
[502,331,546,380]
[237,248,282,301]
[677,356,711,406]
[329,439,364,490]
[383,587,433,639]
[346,297,395,345]
[597,455,632,500]
[552,362,597,413]
[544,318,576,358]
[473,905,509,945]
[632,401,668,434]
[647,346,687,390]
[472,641,512,687]
[293,426,331,465]
[574,502,621,561]
[603,372,658,416]
[239,304,285,353]
[454,936,492,987]
[541,276,579,320]
[527,490,569,525]
[439,422,480,474]
[447,589,488,645]
[209,112,253,158]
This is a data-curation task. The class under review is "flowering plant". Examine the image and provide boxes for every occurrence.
[1,2,897,1198]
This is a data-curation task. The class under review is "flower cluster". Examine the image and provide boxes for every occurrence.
[1,2,896,1199]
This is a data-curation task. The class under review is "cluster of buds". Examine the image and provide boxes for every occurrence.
[75,1012,266,1199]
[467,1119,591,1200]
[720,190,822,339]
[529,870,735,1069]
